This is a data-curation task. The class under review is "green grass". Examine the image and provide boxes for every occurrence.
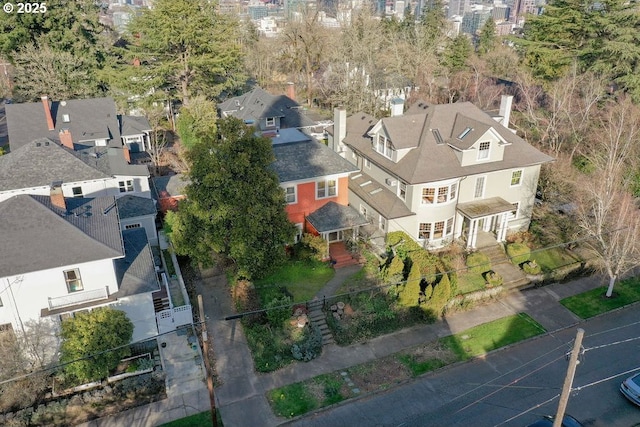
[397,354,447,377]
[159,411,213,427]
[255,260,335,302]
[560,277,640,319]
[162,249,177,277]
[456,271,487,294]
[530,247,580,272]
[439,314,546,360]
[267,382,317,418]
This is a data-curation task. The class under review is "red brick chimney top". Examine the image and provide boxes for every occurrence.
[41,95,55,131]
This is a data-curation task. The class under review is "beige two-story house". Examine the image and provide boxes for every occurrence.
[329,96,553,249]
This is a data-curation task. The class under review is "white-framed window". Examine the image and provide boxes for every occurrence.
[119,180,134,193]
[474,176,485,199]
[399,182,407,201]
[364,158,371,168]
[125,223,142,230]
[95,139,108,147]
[419,217,455,241]
[419,223,431,240]
[508,202,519,220]
[284,185,296,204]
[64,269,83,293]
[422,182,458,204]
[125,135,143,143]
[316,179,337,199]
[511,169,523,186]
[478,141,490,160]
[379,216,386,231]
[72,186,83,198]
[375,134,394,159]
[266,117,276,127]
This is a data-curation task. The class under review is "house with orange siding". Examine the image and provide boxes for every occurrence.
[269,128,368,244]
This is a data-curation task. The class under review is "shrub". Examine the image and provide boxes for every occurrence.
[484,271,503,287]
[383,255,405,284]
[466,252,491,274]
[300,234,328,261]
[522,260,542,275]
[265,294,293,326]
[506,242,531,265]
[291,324,323,362]
[425,273,452,316]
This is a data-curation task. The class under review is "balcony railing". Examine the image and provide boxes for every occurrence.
[48,287,109,310]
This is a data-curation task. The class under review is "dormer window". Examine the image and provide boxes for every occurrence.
[266,117,276,127]
[478,141,490,160]
[375,134,394,159]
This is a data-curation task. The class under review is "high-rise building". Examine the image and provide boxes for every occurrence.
[448,0,470,18]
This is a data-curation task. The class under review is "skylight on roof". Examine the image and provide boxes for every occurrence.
[360,180,372,187]
[458,127,473,139]
[370,188,383,195]
[351,174,363,180]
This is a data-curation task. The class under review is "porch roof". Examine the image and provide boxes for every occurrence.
[306,201,369,233]
[457,197,514,219]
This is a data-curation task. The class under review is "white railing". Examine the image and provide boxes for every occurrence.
[48,287,109,310]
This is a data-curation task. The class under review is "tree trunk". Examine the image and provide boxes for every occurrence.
[606,274,616,298]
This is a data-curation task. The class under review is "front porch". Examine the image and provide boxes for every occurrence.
[457,197,514,250]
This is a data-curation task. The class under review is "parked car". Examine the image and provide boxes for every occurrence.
[527,414,584,427]
[620,371,640,406]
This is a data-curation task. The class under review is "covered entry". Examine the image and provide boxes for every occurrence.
[305,201,370,243]
[457,197,514,249]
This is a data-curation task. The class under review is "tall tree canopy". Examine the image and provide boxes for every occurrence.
[127,0,245,105]
[60,307,133,383]
[170,117,296,279]
[517,0,640,99]
[0,0,111,100]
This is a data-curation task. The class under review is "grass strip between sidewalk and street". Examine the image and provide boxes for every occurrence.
[267,313,546,419]
[159,411,213,427]
[560,277,640,319]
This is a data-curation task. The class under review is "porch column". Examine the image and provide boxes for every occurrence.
[497,212,508,242]
[468,218,478,249]
[482,216,491,232]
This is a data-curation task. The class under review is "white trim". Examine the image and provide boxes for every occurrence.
[316,178,338,199]
[283,184,297,204]
[510,169,523,187]
[477,141,491,160]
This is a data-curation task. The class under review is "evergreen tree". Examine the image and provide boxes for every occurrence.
[442,35,472,73]
[127,0,245,105]
[477,17,497,56]
[170,117,296,279]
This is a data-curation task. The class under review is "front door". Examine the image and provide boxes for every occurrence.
[327,230,344,243]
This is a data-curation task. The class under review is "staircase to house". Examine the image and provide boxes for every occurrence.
[329,242,361,269]
[480,243,530,290]
[152,288,170,312]
[308,299,334,346]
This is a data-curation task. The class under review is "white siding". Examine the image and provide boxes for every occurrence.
[120,215,158,246]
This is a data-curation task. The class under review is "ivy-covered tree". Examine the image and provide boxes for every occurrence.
[60,307,133,383]
[127,0,245,105]
[170,117,296,279]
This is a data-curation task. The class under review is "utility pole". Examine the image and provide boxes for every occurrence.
[197,294,218,427]
[553,328,584,427]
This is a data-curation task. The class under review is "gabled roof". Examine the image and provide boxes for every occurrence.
[0,194,124,277]
[116,195,157,219]
[219,86,317,129]
[306,201,369,232]
[121,115,152,136]
[271,134,358,183]
[6,97,122,151]
[113,228,160,296]
[344,101,554,184]
[0,138,110,191]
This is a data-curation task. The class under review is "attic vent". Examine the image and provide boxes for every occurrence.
[458,127,473,139]
[60,100,67,106]
[360,180,372,187]
[44,140,50,146]
[432,129,444,145]
[35,141,41,147]
[351,174,363,180]
[370,188,383,195]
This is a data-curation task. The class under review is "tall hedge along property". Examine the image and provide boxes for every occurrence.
[386,231,454,315]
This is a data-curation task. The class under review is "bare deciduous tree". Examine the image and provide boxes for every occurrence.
[576,98,640,297]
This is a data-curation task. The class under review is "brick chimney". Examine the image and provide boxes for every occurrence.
[50,182,66,210]
[123,146,131,164]
[59,129,74,150]
[41,95,55,131]
[286,82,295,101]
[499,95,513,129]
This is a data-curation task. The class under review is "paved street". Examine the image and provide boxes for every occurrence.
[283,305,640,427]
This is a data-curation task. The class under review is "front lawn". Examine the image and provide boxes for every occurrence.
[255,259,334,302]
[456,271,487,295]
[160,411,213,427]
[439,313,546,360]
[530,246,581,272]
[267,314,546,418]
[560,277,640,319]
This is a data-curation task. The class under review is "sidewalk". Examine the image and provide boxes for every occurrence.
[202,268,607,427]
